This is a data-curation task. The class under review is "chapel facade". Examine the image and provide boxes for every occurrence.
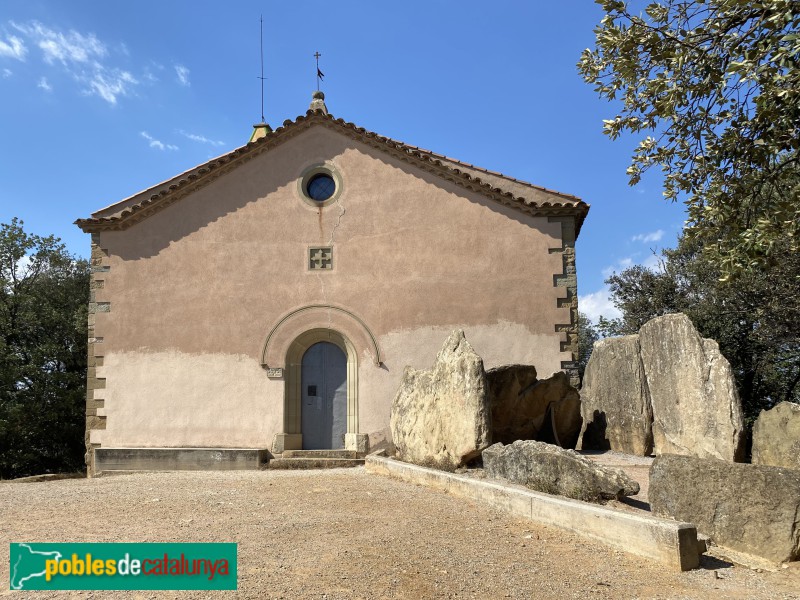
[76,93,589,474]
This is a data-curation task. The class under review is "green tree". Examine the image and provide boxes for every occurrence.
[602,234,799,423]
[0,219,89,479]
[579,0,800,276]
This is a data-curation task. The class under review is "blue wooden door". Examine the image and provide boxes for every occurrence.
[301,342,347,449]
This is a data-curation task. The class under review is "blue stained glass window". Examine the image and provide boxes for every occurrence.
[306,173,336,201]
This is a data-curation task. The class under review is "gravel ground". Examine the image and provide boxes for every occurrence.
[1,468,798,599]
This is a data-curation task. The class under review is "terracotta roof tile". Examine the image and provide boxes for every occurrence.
[76,110,589,235]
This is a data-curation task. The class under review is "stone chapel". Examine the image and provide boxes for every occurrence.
[76,92,589,474]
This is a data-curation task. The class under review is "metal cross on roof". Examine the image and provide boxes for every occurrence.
[314,51,324,91]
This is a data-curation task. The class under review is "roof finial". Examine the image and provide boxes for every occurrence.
[310,51,328,115]
[310,89,328,115]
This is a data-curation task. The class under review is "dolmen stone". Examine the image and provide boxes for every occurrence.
[649,454,800,563]
[577,335,653,455]
[483,439,639,502]
[578,313,745,462]
[752,402,800,470]
[389,330,490,471]
[639,313,744,462]
[488,365,582,448]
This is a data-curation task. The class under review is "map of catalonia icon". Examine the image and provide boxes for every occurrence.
[10,543,63,590]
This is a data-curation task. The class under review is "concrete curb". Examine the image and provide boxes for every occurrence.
[365,455,700,571]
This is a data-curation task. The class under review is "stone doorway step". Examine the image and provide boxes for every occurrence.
[266,449,365,470]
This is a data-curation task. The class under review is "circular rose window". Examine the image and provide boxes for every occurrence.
[298,164,342,207]
[306,173,336,202]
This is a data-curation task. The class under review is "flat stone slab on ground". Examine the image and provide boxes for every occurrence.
[649,453,800,564]
[483,440,640,502]
[581,450,654,510]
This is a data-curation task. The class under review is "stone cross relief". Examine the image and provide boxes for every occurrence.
[309,247,333,270]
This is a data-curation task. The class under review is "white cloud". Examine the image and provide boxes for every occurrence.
[13,254,33,279]
[141,61,163,84]
[579,287,622,323]
[12,21,105,65]
[2,68,12,78]
[632,229,664,243]
[9,20,139,105]
[178,129,224,146]
[0,34,27,60]
[601,256,634,278]
[88,69,137,104]
[37,76,51,91]
[140,131,178,151]
[142,69,158,83]
[600,251,665,286]
[175,64,190,86]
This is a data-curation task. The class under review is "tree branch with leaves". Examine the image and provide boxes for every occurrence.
[579,0,800,277]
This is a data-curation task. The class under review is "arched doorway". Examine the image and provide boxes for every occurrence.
[274,328,360,453]
[301,341,347,449]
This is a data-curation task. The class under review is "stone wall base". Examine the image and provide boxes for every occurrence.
[94,447,270,472]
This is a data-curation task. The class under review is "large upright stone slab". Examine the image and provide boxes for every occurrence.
[389,330,490,471]
[639,314,744,461]
[577,335,653,455]
[650,454,800,563]
[752,402,800,470]
[488,366,582,448]
[483,440,639,502]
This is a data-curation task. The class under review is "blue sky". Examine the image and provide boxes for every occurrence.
[0,1,686,322]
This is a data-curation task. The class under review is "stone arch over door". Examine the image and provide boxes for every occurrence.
[260,304,381,369]
[273,328,361,453]
[262,305,379,454]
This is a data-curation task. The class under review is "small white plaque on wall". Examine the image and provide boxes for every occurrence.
[266,368,284,379]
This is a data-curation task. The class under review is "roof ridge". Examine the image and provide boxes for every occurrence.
[76,110,589,235]
[352,131,582,203]
[407,148,582,202]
